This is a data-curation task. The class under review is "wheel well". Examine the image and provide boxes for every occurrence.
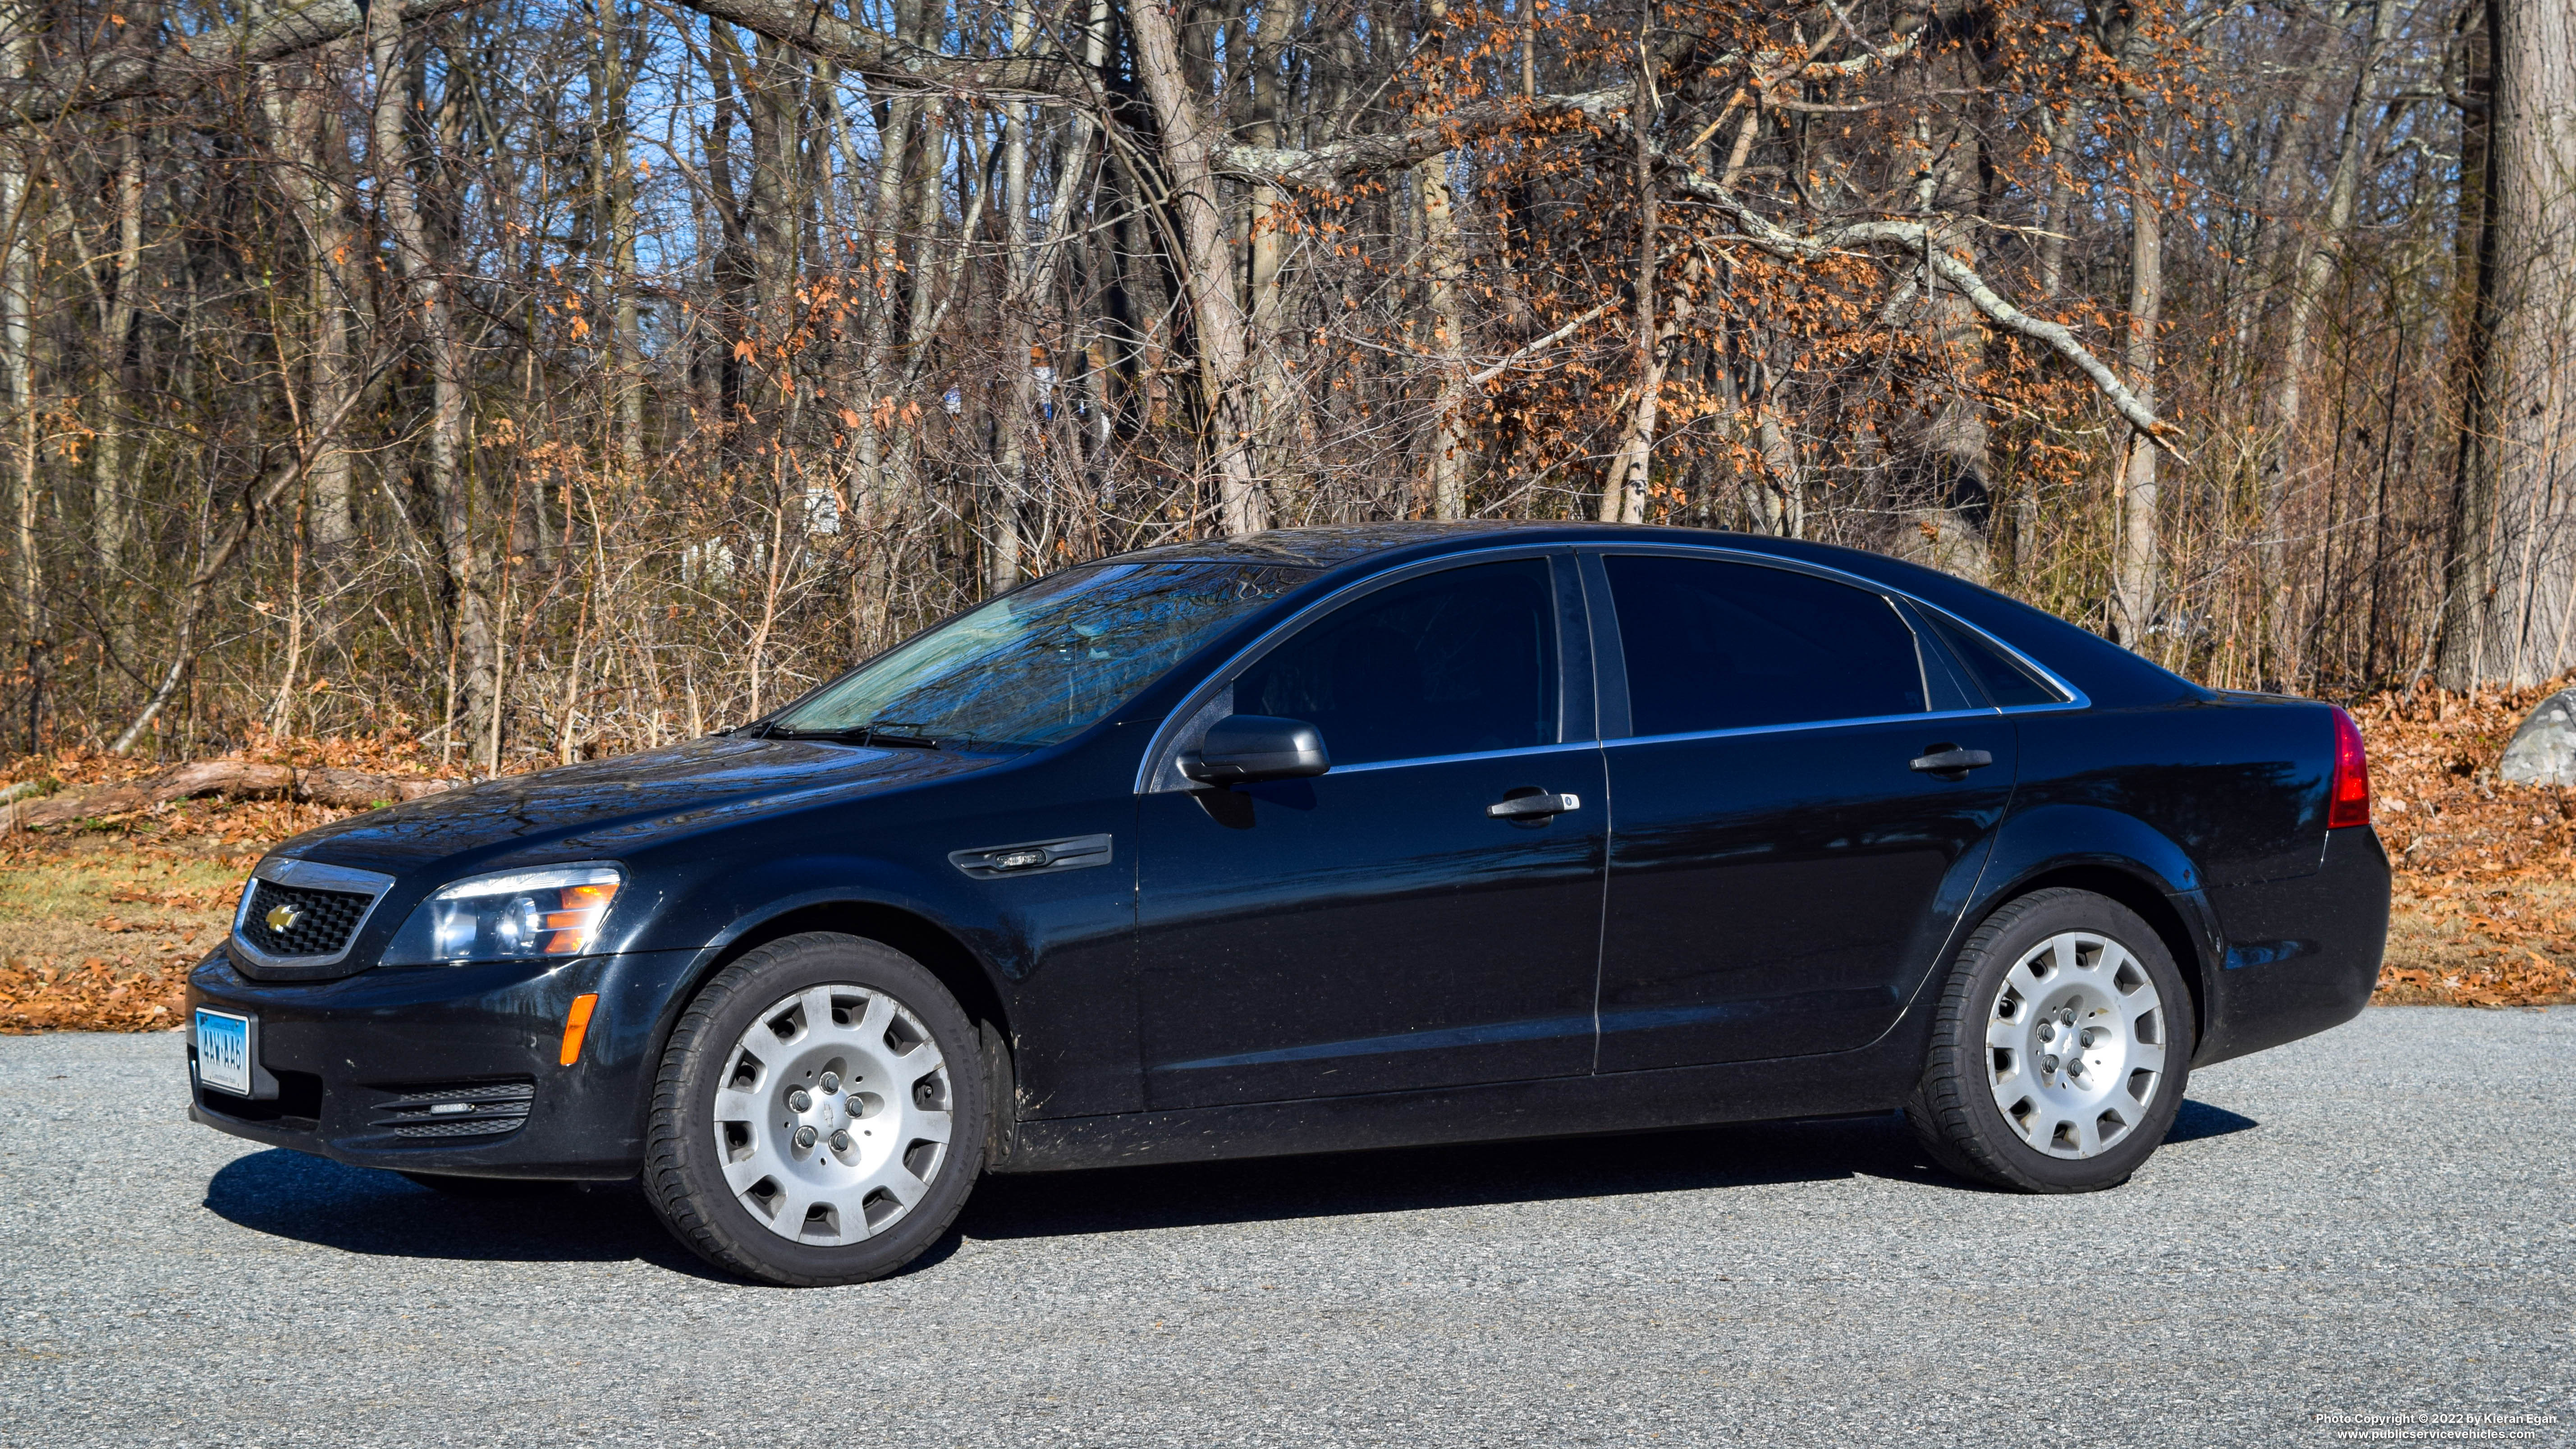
[682,902,1013,1045]
[1979,866,2210,1049]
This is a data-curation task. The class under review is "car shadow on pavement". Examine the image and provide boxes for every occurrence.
[958,1098,2267,1238]
[202,1148,723,1278]
[955,1099,2261,1240]
[2163,1097,2260,1144]
[200,1101,2261,1271]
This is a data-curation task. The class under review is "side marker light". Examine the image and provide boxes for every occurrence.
[560,993,600,1067]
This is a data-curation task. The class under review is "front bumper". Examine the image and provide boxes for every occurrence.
[185,946,699,1180]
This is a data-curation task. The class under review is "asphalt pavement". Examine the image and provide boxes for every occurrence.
[0,1007,2569,1448]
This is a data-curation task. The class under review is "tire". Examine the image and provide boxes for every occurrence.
[1905,888,2196,1193]
[642,932,990,1286]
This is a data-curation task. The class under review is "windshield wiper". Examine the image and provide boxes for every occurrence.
[772,720,944,750]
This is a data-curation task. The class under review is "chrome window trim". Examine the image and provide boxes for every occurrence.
[1601,704,2003,752]
[1325,738,1606,777]
[231,856,398,972]
[1133,536,2091,792]
[1581,542,2092,720]
[1134,541,1580,794]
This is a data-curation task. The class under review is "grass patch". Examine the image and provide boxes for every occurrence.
[0,836,255,1032]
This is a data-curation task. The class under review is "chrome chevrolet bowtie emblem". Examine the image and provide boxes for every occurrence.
[264,903,303,934]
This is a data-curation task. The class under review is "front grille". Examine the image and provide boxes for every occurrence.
[239,880,374,959]
[367,1079,536,1139]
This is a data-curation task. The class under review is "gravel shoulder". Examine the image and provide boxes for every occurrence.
[0,1008,2569,1447]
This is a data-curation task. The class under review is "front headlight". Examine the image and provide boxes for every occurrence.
[382,863,623,965]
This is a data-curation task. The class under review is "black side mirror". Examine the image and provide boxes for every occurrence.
[1179,714,1332,785]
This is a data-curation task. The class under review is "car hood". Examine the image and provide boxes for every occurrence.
[272,734,1007,878]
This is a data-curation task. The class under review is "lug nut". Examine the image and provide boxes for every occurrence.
[794,1125,818,1149]
[830,1130,851,1151]
[788,1089,812,1111]
[2060,1009,2076,1026]
[2041,1055,2060,1073]
[2038,1023,2055,1042]
[2080,1029,2098,1048]
[819,1071,840,1092]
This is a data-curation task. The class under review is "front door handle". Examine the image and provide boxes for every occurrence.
[1488,791,1581,820]
[1910,747,1996,778]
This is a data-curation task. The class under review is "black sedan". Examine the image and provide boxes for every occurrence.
[187,523,2390,1285]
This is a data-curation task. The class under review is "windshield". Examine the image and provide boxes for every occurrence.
[765,560,1313,748]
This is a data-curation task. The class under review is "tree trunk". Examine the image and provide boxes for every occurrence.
[2112,128,2163,646]
[1126,0,1265,536]
[1245,0,1301,505]
[0,6,36,667]
[2264,0,2394,679]
[2439,0,2576,686]
[91,115,145,572]
[1420,147,1472,519]
[590,0,644,476]
[1600,38,1658,526]
[988,0,1036,593]
[370,3,495,745]
[259,41,362,552]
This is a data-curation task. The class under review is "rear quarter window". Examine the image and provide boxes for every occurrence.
[1921,613,2067,707]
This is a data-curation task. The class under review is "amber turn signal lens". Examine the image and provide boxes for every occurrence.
[559,993,600,1067]
[539,882,620,956]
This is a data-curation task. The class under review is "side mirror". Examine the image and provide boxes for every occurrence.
[1179,714,1331,785]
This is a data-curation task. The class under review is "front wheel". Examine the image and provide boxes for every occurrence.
[1906,888,2196,1192]
[642,932,989,1285]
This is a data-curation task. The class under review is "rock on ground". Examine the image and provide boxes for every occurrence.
[2498,686,2576,784]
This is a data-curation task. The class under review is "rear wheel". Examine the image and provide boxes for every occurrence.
[1906,888,2195,1192]
[642,932,988,1285]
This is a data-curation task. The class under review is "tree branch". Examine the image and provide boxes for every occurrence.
[4,0,481,126]
[1659,162,2187,459]
[5,0,1092,130]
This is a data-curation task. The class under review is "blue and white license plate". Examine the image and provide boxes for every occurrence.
[194,1009,252,1096]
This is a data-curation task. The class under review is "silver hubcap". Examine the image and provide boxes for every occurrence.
[712,984,953,1245]
[1984,931,2168,1160]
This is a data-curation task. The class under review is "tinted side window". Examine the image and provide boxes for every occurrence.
[1604,555,1926,734]
[1234,559,1558,766]
[1922,613,2065,707]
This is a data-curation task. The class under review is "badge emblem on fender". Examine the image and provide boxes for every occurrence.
[264,903,303,934]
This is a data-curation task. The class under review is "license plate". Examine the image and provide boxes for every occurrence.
[194,1009,252,1096]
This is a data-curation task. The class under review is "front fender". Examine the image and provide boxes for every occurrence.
[663,854,994,973]
[620,832,1143,1119]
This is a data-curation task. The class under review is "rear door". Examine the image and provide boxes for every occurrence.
[1587,550,2017,1070]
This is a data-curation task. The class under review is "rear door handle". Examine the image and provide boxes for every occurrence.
[1910,747,1995,777]
[1488,791,1581,820]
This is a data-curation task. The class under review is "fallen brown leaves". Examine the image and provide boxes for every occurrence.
[0,956,187,1032]
[5,694,2574,1033]
[0,729,481,1032]
[2358,682,2576,1009]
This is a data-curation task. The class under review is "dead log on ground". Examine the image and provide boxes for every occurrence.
[5,763,460,831]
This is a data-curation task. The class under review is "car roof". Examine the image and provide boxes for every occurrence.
[1108,521,2208,709]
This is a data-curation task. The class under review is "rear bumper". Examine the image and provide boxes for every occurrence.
[184,947,698,1180]
[2194,825,2391,1067]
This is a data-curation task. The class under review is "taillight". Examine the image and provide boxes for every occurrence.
[2328,707,2371,829]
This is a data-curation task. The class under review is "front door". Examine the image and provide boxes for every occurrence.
[1132,555,1607,1110]
[1587,551,2017,1071]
